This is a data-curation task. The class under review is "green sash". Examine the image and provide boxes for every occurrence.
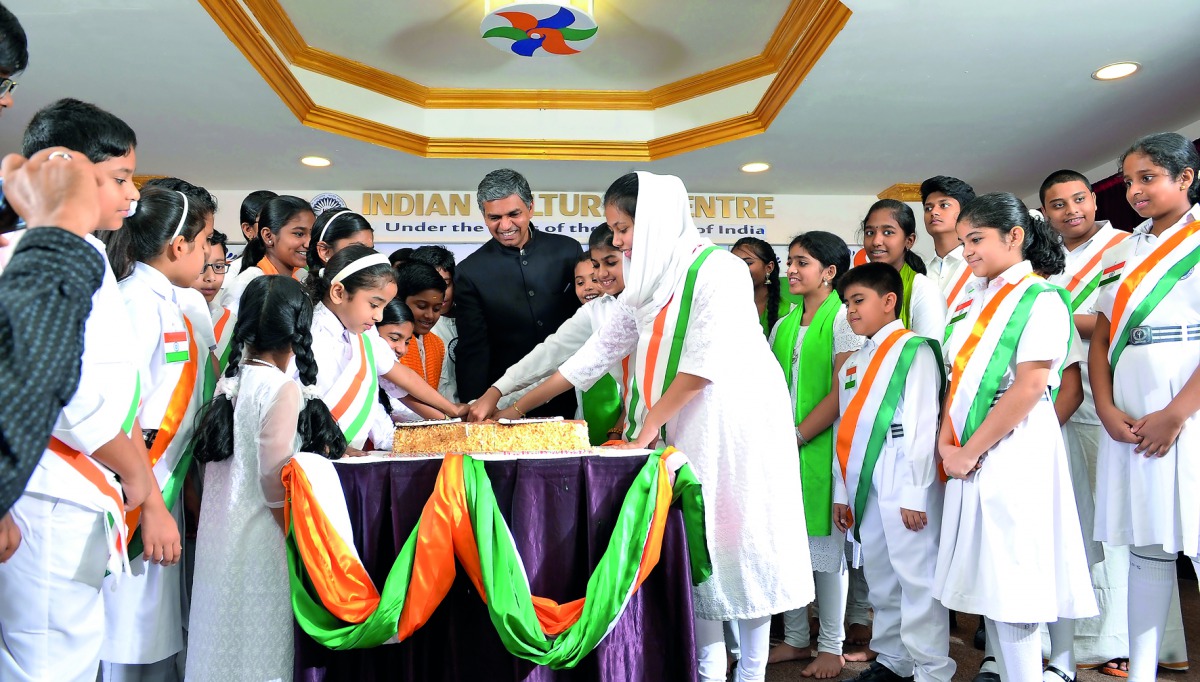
[1109,241,1200,370]
[581,374,621,445]
[758,299,795,337]
[898,264,917,329]
[770,292,841,535]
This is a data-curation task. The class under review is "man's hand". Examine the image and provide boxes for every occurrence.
[0,147,100,238]
[0,512,21,563]
[467,388,502,422]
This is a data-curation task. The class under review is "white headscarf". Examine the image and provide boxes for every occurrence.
[617,171,714,327]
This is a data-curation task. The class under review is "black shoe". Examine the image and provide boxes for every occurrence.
[850,661,915,682]
[974,616,986,650]
[1044,665,1074,682]
[973,656,1001,682]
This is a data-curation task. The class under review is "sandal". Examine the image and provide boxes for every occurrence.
[1099,658,1129,678]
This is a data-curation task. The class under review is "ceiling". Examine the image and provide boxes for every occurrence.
[2,0,1199,197]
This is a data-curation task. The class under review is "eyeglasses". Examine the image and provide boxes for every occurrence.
[202,262,229,274]
[0,78,17,98]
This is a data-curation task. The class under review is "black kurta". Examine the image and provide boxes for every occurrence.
[454,227,582,418]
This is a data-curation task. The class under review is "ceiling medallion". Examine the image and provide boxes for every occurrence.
[481,1,598,57]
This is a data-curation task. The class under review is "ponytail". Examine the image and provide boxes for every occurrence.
[902,249,928,275]
[292,325,346,458]
[959,192,1065,277]
[100,186,206,281]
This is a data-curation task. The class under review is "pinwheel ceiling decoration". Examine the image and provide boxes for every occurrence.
[481,2,599,57]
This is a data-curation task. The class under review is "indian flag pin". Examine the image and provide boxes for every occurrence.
[164,330,189,363]
[845,365,858,389]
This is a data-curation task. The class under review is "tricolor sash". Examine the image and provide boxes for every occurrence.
[770,292,842,536]
[1060,231,1129,312]
[623,246,718,442]
[945,274,1070,447]
[1107,220,1200,370]
[327,333,379,450]
[944,261,973,312]
[836,329,943,541]
[44,373,142,575]
[213,306,236,374]
[125,315,211,557]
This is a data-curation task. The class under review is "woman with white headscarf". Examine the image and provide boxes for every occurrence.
[494,172,813,682]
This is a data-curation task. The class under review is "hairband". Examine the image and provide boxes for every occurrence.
[317,209,353,244]
[171,191,190,240]
[331,253,390,284]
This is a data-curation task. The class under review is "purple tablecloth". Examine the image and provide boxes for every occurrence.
[295,455,698,681]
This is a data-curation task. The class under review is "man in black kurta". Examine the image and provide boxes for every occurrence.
[454,169,581,418]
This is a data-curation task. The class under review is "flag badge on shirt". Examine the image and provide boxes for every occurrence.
[948,298,972,326]
[1099,261,1125,287]
[844,364,857,390]
[164,330,189,363]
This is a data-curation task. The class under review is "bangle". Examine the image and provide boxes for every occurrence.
[796,427,808,447]
[513,403,527,418]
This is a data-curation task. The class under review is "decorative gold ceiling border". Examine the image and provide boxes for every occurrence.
[199,0,851,160]
[877,183,923,202]
[239,0,832,111]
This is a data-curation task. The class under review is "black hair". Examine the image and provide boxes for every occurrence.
[837,262,904,312]
[208,228,228,249]
[919,175,976,208]
[393,260,447,301]
[306,244,397,304]
[307,209,374,272]
[388,247,413,268]
[732,237,783,332]
[1038,169,1093,206]
[603,173,639,220]
[376,299,415,413]
[0,3,29,75]
[959,192,1065,277]
[861,199,927,275]
[101,186,207,280]
[192,275,346,463]
[788,231,851,289]
[588,223,615,251]
[22,98,136,163]
[576,249,594,265]
[238,195,312,273]
[144,177,218,217]
[409,245,456,279]
[239,190,277,227]
[1119,132,1200,205]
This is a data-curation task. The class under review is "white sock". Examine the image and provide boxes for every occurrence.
[993,621,1041,682]
[1127,550,1175,682]
[1044,618,1076,680]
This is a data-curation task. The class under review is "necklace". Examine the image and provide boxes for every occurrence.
[246,358,276,369]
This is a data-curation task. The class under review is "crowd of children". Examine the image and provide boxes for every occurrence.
[0,81,1197,682]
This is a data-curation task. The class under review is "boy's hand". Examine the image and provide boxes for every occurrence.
[139,500,181,566]
[1098,404,1142,445]
[0,512,21,563]
[121,470,151,511]
[900,508,928,532]
[832,504,852,533]
[1132,408,1185,458]
[0,147,101,238]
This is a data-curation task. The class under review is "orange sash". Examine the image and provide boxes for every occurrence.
[400,333,445,391]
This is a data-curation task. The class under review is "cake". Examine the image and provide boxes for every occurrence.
[391,417,592,456]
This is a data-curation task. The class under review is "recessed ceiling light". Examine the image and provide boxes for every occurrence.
[301,156,331,167]
[741,162,770,173]
[1091,62,1139,81]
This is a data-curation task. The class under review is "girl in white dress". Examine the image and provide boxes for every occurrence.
[220,196,313,312]
[1091,132,1200,682]
[936,193,1097,682]
[186,275,347,682]
[492,172,814,682]
[860,199,948,340]
[766,231,862,678]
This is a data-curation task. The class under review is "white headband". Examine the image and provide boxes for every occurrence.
[318,209,353,244]
[331,253,390,284]
[171,191,190,240]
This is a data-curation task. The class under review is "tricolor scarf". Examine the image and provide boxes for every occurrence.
[1058,230,1130,312]
[944,259,973,312]
[283,448,710,667]
[944,273,1071,447]
[125,314,213,558]
[623,246,718,442]
[1106,219,1200,370]
[770,292,841,535]
[836,329,943,540]
[326,333,379,450]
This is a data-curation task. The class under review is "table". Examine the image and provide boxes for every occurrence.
[294,453,699,681]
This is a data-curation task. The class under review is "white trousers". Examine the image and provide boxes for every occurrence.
[782,569,847,653]
[696,615,770,682]
[0,493,109,682]
[846,565,871,626]
[859,496,954,682]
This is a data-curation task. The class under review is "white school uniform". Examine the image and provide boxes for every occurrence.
[934,260,1098,623]
[308,303,397,451]
[0,235,138,682]
[906,273,948,341]
[431,315,459,403]
[835,319,952,682]
[1094,205,1200,557]
[100,264,191,669]
[380,376,422,423]
[925,245,971,308]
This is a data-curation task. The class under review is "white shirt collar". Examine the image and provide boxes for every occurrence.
[863,318,906,353]
[1133,204,1200,237]
[313,301,351,341]
[987,260,1033,291]
[1063,220,1112,255]
[130,262,178,303]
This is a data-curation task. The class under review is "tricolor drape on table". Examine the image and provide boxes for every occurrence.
[282,448,711,669]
